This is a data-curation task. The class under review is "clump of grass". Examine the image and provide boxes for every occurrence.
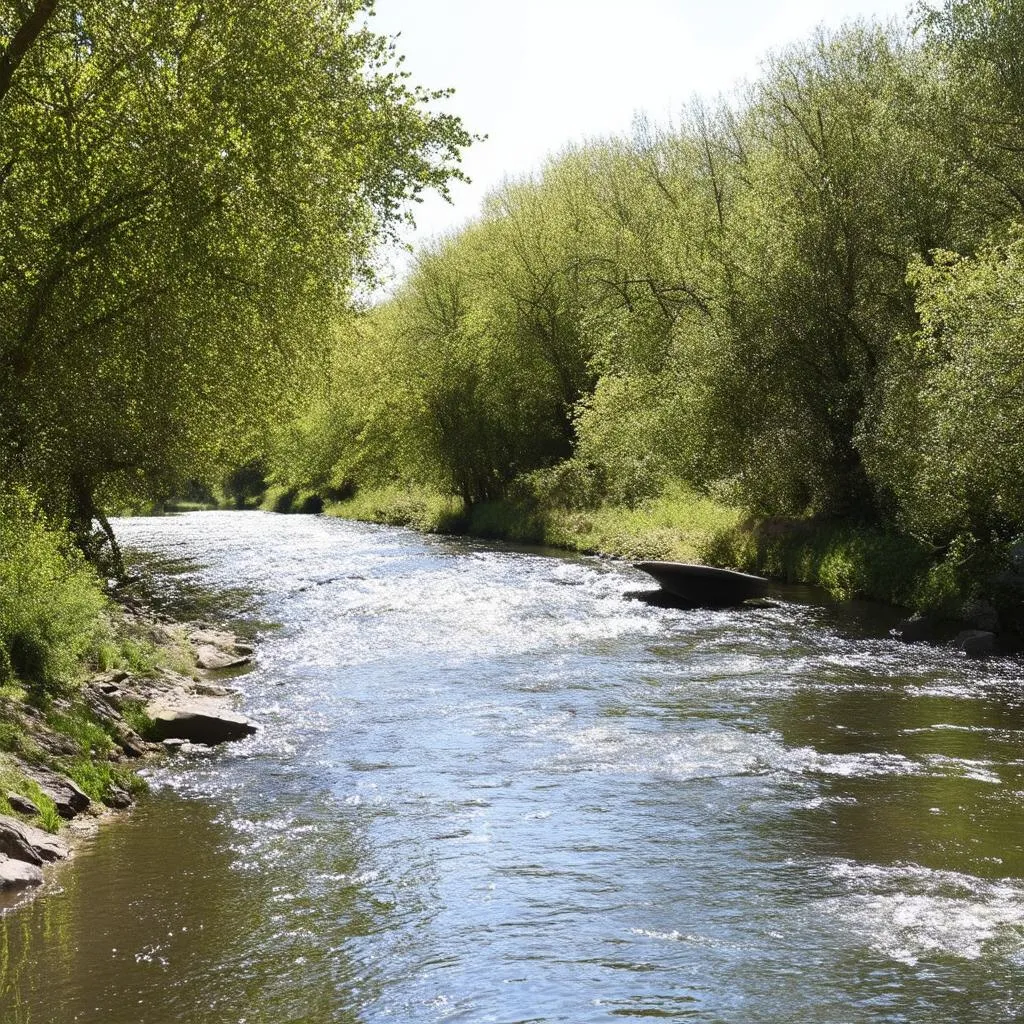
[0,763,64,833]
[326,484,464,533]
[45,707,115,758]
[57,755,147,805]
[0,488,108,697]
[543,483,743,562]
[120,699,154,737]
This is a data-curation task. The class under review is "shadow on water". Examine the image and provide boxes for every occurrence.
[0,791,382,1024]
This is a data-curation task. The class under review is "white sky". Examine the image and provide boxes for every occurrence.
[368,0,915,281]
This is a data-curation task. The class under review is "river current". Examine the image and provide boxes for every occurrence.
[3,511,1024,1023]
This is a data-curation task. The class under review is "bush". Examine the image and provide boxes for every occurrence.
[0,489,107,694]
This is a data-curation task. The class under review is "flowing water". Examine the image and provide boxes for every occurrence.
[3,511,1024,1024]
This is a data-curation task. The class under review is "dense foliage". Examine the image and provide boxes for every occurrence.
[0,489,105,692]
[266,0,1024,621]
[0,1,469,693]
[0,0,469,545]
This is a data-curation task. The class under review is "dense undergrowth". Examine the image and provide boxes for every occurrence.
[0,489,162,827]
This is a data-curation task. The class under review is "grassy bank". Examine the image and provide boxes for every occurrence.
[322,483,1022,633]
[0,491,252,859]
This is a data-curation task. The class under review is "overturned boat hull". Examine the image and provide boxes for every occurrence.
[634,561,769,607]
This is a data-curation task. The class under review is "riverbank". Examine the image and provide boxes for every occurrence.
[311,483,1024,640]
[0,587,258,909]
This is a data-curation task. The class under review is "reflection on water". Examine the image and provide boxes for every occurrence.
[2,511,1024,1023]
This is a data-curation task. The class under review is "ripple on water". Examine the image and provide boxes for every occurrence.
[18,510,1016,1024]
[820,860,1024,965]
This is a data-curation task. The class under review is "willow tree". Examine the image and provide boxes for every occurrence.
[0,0,469,547]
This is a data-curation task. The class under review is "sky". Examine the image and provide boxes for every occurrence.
[368,0,915,282]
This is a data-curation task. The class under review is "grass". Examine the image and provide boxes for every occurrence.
[325,484,464,533]
[540,484,744,562]
[704,518,938,608]
[57,755,147,804]
[120,699,154,738]
[45,706,116,758]
[0,760,65,833]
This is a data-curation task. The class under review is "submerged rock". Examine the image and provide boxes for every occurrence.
[149,706,257,745]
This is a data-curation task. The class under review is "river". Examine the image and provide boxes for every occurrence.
[3,511,1024,1023]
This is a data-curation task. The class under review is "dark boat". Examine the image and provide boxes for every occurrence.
[634,561,769,607]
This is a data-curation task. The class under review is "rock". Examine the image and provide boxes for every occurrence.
[190,682,239,698]
[14,820,68,863]
[91,669,129,687]
[953,629,996,657]
[6,792,39,816]
[21,768,91,819]
[150,623,184,644]
[114,727,149,759]
[188,628,240,647]
[0,855,44,890]
[195,645,251,671]
[84,687,124,724]
[148,706,257,745]
[33,732,80,757]
[104,786,133,810]
[0,817,43,865]
[178,742,218,757]
[960,599,1000,632]
[162,738,187,753]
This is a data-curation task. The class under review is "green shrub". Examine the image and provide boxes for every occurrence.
[0,490,107,695]
[58,755,146,805]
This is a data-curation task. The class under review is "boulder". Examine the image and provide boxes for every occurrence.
[959,599,1000,633]
[104,786,133,810]
[188,628,237,647]
[10,819,68,863]
[20,768,91,819]
[894,614,936,642]
[0,855,43,890]
[195,645,251,671]
[190,682,240,698]
[6,792,39,816]
[0,817,43,865]
[953,629,996,657]
[148,706,257,745]
[0,815,67,865]
[112,726,149,759]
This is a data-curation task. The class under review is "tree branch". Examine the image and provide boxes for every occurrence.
[0,0,60,106]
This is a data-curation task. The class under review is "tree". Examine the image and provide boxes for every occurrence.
[0,0,470,548]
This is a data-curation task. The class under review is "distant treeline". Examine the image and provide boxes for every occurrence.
[266,0,1024,618]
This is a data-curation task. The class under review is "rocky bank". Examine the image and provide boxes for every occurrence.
[0,611,259,908]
